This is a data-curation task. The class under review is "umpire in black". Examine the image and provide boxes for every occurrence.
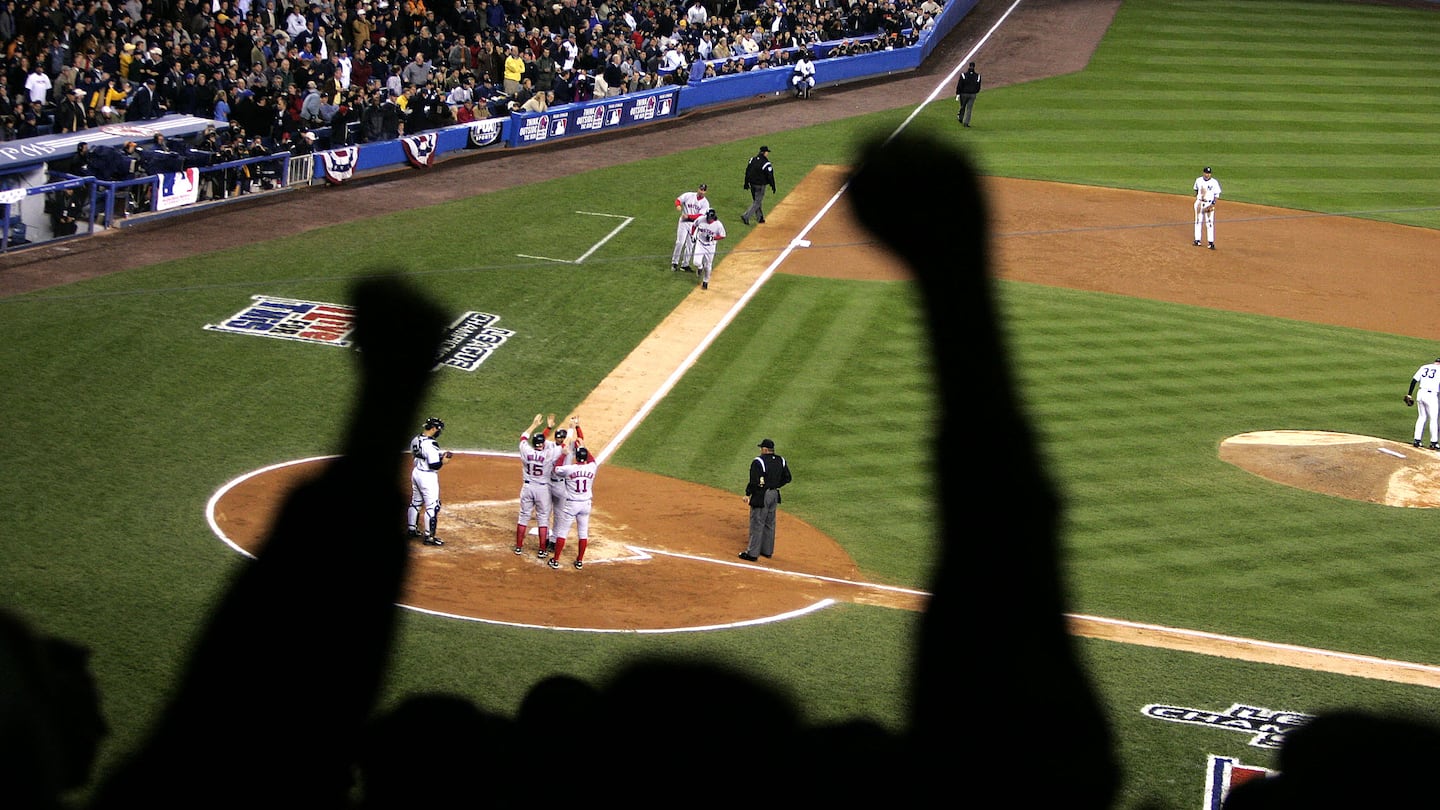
[740,438,792,561]
[740,145,775,225]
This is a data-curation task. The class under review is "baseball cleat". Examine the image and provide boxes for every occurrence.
[757,217,765,224]
[537,548,548,559]
[1208,242,1216,250]
[514,545,524,555]
[701,281,708,290]
[740,214,749,225]
[1414,440,1422,448]
[1193,240,1201,247]
[1431,443,1439,450]
[671,263,679,271]
[547,557,560,569]
[422,535,444,546]
[738,552,758,561]
[573,560,583,570]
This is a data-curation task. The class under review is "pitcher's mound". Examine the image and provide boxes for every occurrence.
[1220,430,1440,508]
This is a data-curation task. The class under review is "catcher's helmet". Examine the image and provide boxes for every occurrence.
[423,417,445,435]
[705,208,718,222]
[575,446,590,463]
[531,432,546,449]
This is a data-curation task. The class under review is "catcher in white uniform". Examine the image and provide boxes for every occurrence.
[407,417,451,546]
[549,420,598,570]
[1405,357,1440,449]
[672,183,709,271]
[1193,166,1221,249]
[690,209,726,290]
[514,413,564,557]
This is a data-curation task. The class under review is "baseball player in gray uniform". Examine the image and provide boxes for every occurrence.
[515,413,564,557]
[673,183,710,271]
[1193,166,1221,249]
[543,419,582,554]
[407,417,451,546]
[549,422,598,570]
[1405,357,1440,449]
[690,209,726,290]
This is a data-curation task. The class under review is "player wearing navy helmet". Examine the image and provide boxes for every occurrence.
[407,417,451,546]
[515,413,565,557]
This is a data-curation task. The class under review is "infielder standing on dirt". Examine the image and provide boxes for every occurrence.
[515,413,563,557]
[407,417,451,546]
[1405,356,1440,449]
[1193,166,1221,249]
[690,209,726,290]
[550,418,598,570]
[672,182,710,271]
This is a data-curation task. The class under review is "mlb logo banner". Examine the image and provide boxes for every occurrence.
[205,295,358,346]
[157,168,200,210]
[401,132,438,168]
[320,146,359,184]
[1203,755,1273,810]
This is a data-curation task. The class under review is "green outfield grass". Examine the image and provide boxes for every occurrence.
[3,1,1439,807]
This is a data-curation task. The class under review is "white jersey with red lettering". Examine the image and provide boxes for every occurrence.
[552,453,599,542]
[518,432,564,526]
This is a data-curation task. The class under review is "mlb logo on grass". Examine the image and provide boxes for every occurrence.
[207,295,513,370]
[205,295,357,346]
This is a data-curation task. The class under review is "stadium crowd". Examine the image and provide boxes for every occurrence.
[0,0,940,150]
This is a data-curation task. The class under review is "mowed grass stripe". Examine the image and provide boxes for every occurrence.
[992,280,1440,659]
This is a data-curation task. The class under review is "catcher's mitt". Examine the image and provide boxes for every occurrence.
[1404,394,1415,407]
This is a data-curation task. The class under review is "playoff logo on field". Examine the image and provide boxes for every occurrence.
[435,311,514,371]
[206,295,513,371]
[1143,702,1312,749]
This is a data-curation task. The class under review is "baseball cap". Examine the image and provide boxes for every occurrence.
[698,183,708,190]
[1203,166,1212,173]
[759,145,769,152]
[757,438,775,449]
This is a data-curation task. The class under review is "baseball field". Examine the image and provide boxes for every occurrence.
[4,0,1440,806]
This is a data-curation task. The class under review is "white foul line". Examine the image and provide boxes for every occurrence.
[598,1,1023,462]
[1069,613,1440,684]
[630,546,932,595]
